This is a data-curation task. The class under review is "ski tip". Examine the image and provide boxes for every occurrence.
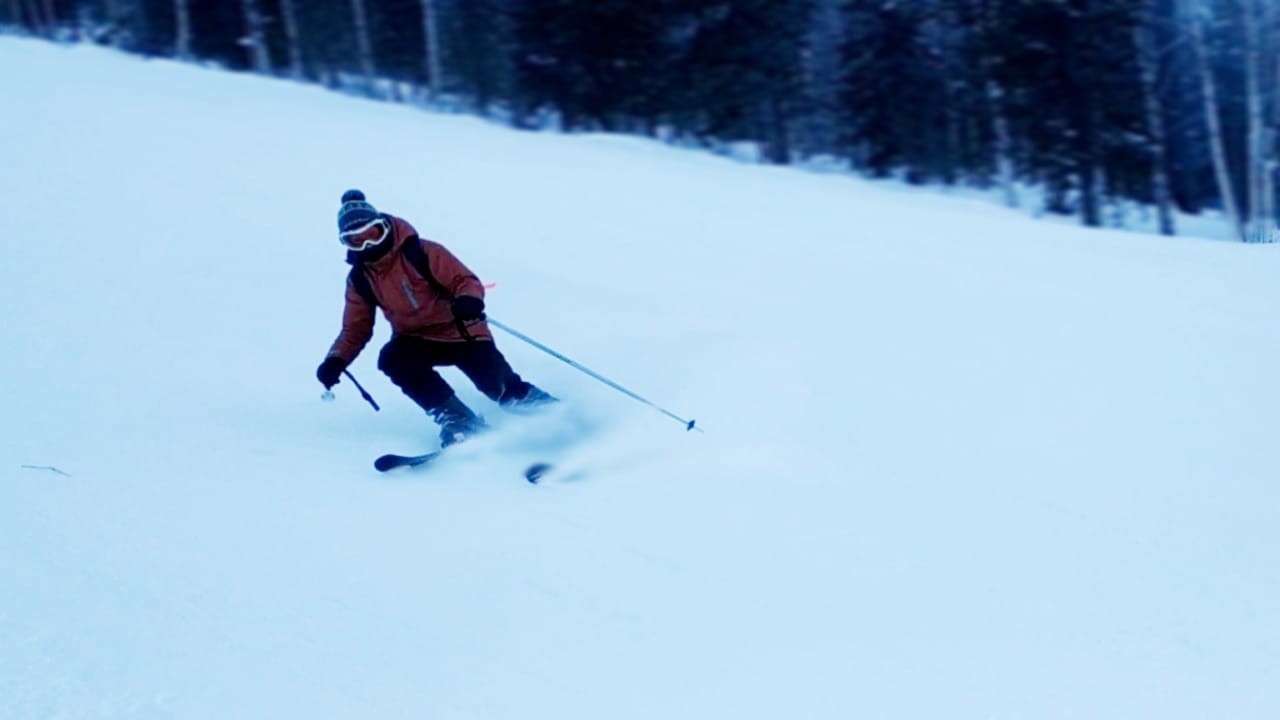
[374,451,441,472]
[524,462,553,484]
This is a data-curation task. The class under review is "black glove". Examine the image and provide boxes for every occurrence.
[451,296,486,322]
[316,356,346,389]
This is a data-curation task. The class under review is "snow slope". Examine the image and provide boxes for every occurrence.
[2,38,1279,719]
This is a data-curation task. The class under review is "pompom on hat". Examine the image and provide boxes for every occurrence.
[337,189,379,232]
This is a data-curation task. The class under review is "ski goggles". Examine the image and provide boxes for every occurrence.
[338,217,390,251]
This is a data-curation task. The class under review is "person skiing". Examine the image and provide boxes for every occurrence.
[317,189,554,447]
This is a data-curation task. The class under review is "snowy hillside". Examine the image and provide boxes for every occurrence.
[3,38,1279,719]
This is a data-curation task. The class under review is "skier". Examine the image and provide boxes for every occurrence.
[317,189,554,447]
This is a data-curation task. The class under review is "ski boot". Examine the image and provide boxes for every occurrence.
[503,385,560,414]
[430,395,487,448]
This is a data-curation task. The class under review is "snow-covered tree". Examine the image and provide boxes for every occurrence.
[420,0,442,95]
[239,0,271,74]
[279,0,304,79]
[349,0,376,84]
[1185,0,1244,240]
[174,0,191,59]
[1135,1,1175,234]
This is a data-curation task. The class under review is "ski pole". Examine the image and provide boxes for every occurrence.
[487,317,700,432]
[343,370,381,411]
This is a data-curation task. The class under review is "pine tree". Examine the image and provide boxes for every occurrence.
[240,0,272,73]
[676,0,813,163]
[838,0,944,179]
[987,0,1148,226]
[511,0,673,132]
[420,0,442,94]
[793,0,846,157]
[173,0,190,58]
[6,0,24,26]
[446,0,515,108]
[1135,0,1176,234]
[350,0,376,83]
[278,0,305,78]
[366,0,427,85]
[14,0,1262,237]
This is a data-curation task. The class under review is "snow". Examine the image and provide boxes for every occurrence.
[2,37,1279,719]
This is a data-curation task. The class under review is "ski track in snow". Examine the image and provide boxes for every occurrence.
[2,38,1279,719]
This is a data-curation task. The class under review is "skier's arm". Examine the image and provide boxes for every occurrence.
[327,281,376,363]
[427,241,485,301]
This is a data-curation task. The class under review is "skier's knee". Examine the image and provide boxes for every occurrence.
[378,339,413,382]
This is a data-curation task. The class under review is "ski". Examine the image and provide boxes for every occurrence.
[523,462,554,484]
[374,452,441,472]
[375,451,553,483]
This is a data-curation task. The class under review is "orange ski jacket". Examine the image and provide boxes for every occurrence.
[327,215,491,363]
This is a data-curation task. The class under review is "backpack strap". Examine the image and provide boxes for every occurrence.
[348,265,378,307]
[401,235,453,299]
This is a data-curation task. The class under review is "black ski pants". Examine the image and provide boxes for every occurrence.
[378,335,537,412]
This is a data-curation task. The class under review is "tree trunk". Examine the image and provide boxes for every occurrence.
[986,80,1019,208]
[1187,0,1245,241]
[240,0,272,74]
[766,96,792,164]
[350,0,376,87]
[975,0,1018,207]
[98,0,138,46]
[174,0,192,59]
[39,0,52,28]
[279,0,304,79]
[1246,0,1275,243]
[1242,0,1269,241]
[1065,2,1101,228]
[1269,2,1280,242]
[101,0,120,40]
[1079,115,1103,228]
[420,0,442,95]
[1135,9,1175,235]
[21,0,45,33]
[6,0,23,26]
